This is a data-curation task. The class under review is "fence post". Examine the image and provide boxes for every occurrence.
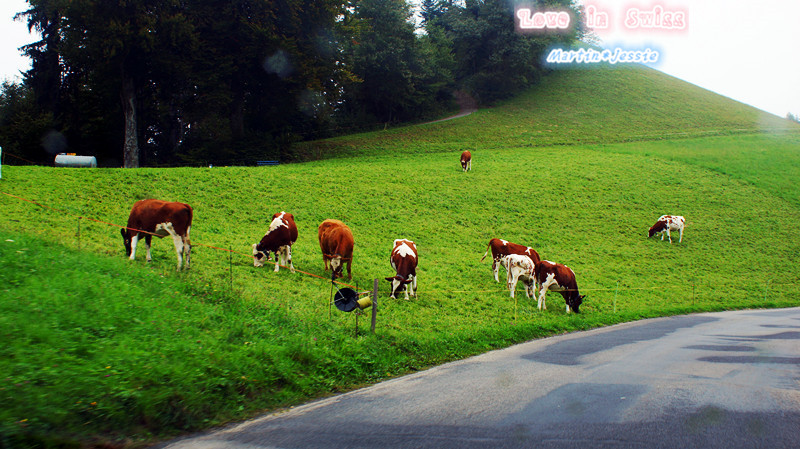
[371,278,378,334]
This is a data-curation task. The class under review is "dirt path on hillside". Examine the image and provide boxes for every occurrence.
[424,90,478,124]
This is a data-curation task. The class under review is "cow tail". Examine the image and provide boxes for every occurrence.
[480,242,491,262]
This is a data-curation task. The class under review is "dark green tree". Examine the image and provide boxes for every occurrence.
[438,0,583,103]
[0,81,54,164]
[341,0,452,125]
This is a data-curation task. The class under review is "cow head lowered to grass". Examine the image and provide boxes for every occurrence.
[318,219,354,280]
[121,199,193,271]
[534,260,585,313]
[252,211,298,272]
[648,215,685,244]
[385,239,418,300]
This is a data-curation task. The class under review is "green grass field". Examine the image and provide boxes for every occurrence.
[1,65,799,448]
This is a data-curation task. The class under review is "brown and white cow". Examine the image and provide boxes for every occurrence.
[648,215,685,243]
[460,150,472,172]
[120,199,192,270]
[534,260,584,313]
[385,239,418,300]
[481,238,541,282]
[252,211,298,272]
[318,219,354,280]
[501,254,537,299]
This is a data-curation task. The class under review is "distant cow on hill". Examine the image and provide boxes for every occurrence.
[318,219,354,280]
[252,211,298,272]
[481,238,541,282]
[502,254,537,299]
[461,150,472,172]
[534,260,584,313]
[121,199,192,270]
[648,215,685,244]
[385,239,418,300]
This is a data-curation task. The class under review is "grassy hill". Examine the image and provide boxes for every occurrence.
[1,65,799,447]
[293,65,795,160]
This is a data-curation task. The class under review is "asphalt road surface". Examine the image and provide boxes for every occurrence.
[158,308,800,449]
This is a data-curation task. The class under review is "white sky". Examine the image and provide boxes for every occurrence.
[2,0,798,118]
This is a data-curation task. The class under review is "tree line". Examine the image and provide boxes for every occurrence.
[0,0,582,167]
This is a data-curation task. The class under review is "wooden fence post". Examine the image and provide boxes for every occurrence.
[371,278,378,334]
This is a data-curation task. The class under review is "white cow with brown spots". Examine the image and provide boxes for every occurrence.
[501,254,537,299]
[648,215,685,243]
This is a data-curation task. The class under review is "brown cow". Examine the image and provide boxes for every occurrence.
[534,260,585,313]
[481,238,541,282]
[120,199,192,270]
[252,211,298,272]
[385,239,418,300]
[461,150,472,172]
[318,219,354,280]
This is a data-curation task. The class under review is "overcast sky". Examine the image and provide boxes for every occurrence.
[2,0,798,118]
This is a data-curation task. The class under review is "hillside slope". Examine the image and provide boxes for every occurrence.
[294,65,798,160]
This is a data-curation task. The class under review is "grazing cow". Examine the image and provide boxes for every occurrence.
[385,239,418,300]
[501,254,537,299]
[318,219,355,280]
[648,215,685,244]
[120,199,192,270]
[534,260,585,313]
[460,150,472,172]
[481,238,541,282]
[252,211,298,272]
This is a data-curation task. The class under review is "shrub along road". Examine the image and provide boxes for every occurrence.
[158,307,800,448]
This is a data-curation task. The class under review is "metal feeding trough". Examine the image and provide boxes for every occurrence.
[334,287,372,312]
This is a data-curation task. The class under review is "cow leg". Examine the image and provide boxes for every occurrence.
[145,235,153,262]
[129,234,140,260]
[183,235,191,269]
[508,272,518,298]
[538,276,556,310]
[410,274,417,298]
[323,256,330,271]
[492,259,500,282]
[679,228,683,243]
[525,279,534,298]
[666,228,672,244]
[346,259,352,280]
[537,287,548,310]
[286,245,295,273]
[169,232,185,270]
[274,248,282,272]
[507,263,524,299]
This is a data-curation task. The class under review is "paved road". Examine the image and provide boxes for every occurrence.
[159,308,800,449]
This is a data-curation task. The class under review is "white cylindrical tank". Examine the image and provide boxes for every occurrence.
[54,153,97,168]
